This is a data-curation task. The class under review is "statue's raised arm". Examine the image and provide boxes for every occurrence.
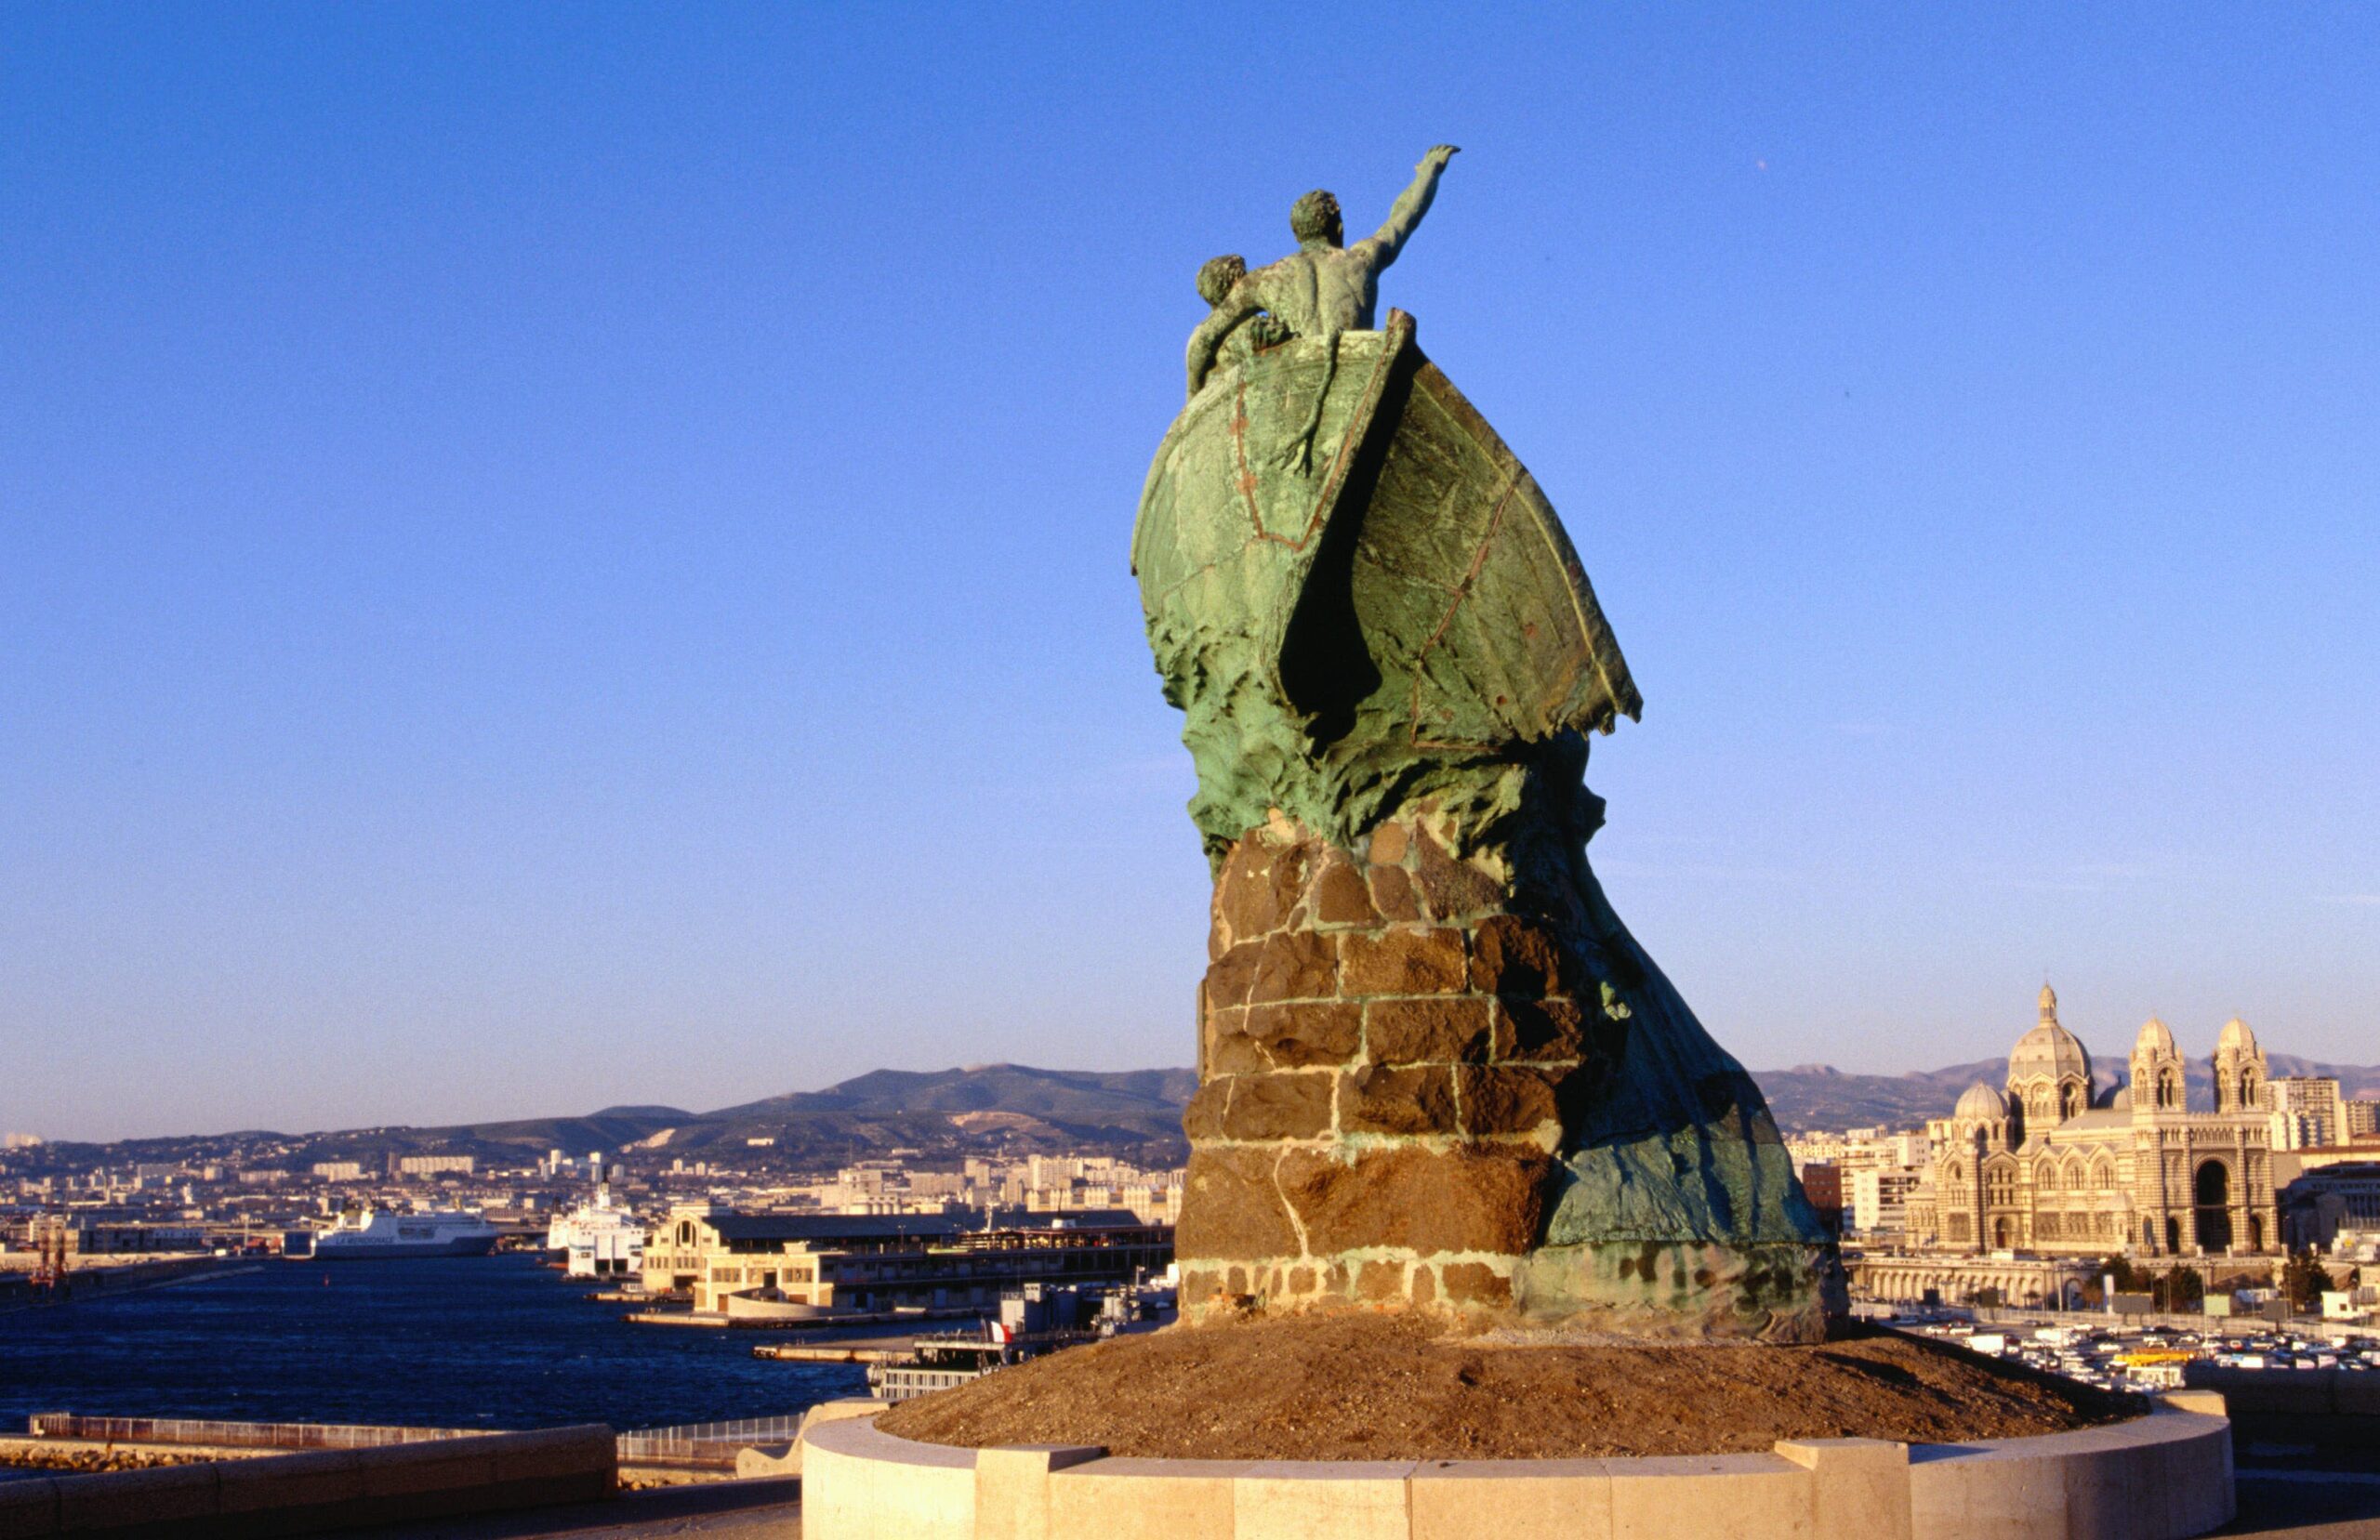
[1367,143,1459,263]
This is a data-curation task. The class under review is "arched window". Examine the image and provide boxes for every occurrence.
[2158,1071,2179,1109]
[2094,1161,2115,1191]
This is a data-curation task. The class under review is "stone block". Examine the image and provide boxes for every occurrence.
[1367,822,1409,865]
[1365,996,1493,1065]
[2141,1415,2233,1537]
[1203,1007,1270,1076]
[1311,849,1379,927]
[2154,1389,2225,1417]
[1179,1147,1301,1259]
[1606,1453,1811,1540]
[1458,1064,1561,1137]
[1470,915,1564,995]
[1216,838,1304,942]
[1496,996,1587,1060]
[1049,1457,1249,1540]
[1355,1258,1405,1300]
[1218,1073,1334,1139]
[735,1441,800,1479]
[1410,1458,1613,1540]
[1411,830,1503,920]
[1204,943,1263,1011]
[1907,1443,2066,1540]
[1245,1001,1362,1068]
[976,1443,1106,1540]
[356,1437,498,1501]
[53,1463,218,1534]
[0,1476,58,1540]
[215,1447,367,1517]
[2333,1371,2380,1416]
[1235,1461,1416,1540]
[800,1416,974,1540]
[1368,863,1422,922]
[1183,1079,1231,1139]
[1338,1062,1460,1135]
[1338,928,1466,996]
[488,1424,615,1486]
[1249,930,1340,1004]
[2052,1425,2156,1538]
[1774,1437,1909,1540]
[1279,1144,1547,1257]
[1440,1261,1514,1309]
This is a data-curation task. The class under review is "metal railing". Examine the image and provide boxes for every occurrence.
[29,1410,825,1471]
[615,1415,810,1469]
[25,1414,478,1450]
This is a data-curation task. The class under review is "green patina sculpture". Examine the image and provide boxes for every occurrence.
[1133,151,1841,1340]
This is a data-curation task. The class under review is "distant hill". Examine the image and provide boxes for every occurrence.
[715,1064,1196,1129]
[28,1056,2379,1170]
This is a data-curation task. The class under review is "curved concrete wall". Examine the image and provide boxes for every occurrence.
[801,1401,2232,1540]
[0,1425,615,1539]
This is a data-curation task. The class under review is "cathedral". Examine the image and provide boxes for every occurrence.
[1919,986,2281,1258]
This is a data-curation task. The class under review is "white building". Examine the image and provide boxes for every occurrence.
[1850,1167,1928,1235]
[2269,1077,2347,1152]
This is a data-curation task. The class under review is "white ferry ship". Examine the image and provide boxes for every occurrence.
[311,1207,499,1259]
[544,1185,645,1278]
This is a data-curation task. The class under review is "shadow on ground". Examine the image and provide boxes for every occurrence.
[369,1477,802,1539]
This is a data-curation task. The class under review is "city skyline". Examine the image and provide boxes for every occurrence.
[7,5,2376,1142]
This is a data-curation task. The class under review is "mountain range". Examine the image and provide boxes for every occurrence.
[29,1056,2380,1170]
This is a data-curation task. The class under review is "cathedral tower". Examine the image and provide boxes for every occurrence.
[2213,1017,2268,1114]
[2130,1016,2186,1119]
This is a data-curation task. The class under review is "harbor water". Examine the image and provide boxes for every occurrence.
[0,1253,867,1434]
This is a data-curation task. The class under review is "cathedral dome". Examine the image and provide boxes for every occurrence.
[2216,1016,2259,1054]
[2134,1016,2177,1056]
[1955,1082,2007,1120]
[2008,984,2092,1085]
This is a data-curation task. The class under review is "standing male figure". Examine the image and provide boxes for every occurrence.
[1184,145,1459,467]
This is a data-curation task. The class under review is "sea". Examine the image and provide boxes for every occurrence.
[0,1254,869,1441]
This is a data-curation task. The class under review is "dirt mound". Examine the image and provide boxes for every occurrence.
[874,1314,2141,1461]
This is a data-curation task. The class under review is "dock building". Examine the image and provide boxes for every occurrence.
[640,1204,1171,1315]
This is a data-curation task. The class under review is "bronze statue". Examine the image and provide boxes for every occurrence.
[1186,146,1461,468]
[1133,148,1843,1341]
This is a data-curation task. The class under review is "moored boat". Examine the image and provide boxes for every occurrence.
[311,1207,498,1259]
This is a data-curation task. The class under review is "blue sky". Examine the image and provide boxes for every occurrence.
[4,4,2373,1141]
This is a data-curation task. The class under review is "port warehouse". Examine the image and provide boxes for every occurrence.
[640,1205,1171,1314]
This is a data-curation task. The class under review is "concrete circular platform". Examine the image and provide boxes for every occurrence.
[799,1392,2233,1540]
